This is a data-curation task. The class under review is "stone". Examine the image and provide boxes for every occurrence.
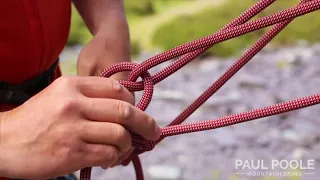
[237,73,266,89]
[256,135,270,148]
[296,39,309,47]
[308,144,320,161]
[298,48,313,62]
[204,91,241,108]
[234,128,257,143]
[147,165,182,180]
[282,130,300,142]
[213,128,237,149]
[231,104,249,114]
[153,89,186,101]
[233,148,257,161]
[198,59,221,72]
[59,43,320,180]
[292,148,307,159]
[269,129,281,139]
[290,121,320,147]
[312,43,320,55]
[277,49,298,64]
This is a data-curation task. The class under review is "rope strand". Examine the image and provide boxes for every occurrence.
[161,92,320,137]
[80,1,320,180]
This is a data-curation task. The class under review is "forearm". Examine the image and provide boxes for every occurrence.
[73,0,131,78]
[0,113,3,176]
[0,112,9,177]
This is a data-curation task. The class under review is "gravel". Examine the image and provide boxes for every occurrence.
[68,43,320,180]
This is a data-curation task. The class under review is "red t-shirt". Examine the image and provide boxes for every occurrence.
[0,0,71,111]
[0,0,71,82]
[0,0,72,178]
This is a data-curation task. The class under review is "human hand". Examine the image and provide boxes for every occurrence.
[77,30,131,80]
[77,31,136,167]
[0,76,160,179]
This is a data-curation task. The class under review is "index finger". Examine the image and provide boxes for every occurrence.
[74,76,135,105]
[81,98,161,141]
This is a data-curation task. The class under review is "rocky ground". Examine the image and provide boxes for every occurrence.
[65,43,320,180]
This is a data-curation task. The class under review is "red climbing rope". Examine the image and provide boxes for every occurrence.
[80,0,320,179]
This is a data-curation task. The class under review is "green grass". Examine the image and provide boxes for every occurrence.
[67,5,92,46]
[63,0,205,75]
[67,0,223,52]
[68,0,190,45]
[152,0,260,57]
[130,0,224,51]
[66,0,320,62]
[152,0,320,58]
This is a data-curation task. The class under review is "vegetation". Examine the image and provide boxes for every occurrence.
[123,0,154,16]
[67,0,320,58]
[67,0,187,56]
[152,0,320,57]
[67,5,92,46]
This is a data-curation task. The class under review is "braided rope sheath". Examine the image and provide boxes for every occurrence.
[80,0,320,180]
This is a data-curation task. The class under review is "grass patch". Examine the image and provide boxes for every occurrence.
[151,0,320,58]
[67,5,92,46]
[130,0,223,51]
[67,0,191,55]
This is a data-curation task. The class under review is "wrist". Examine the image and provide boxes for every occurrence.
[77,6,131,77]
[0,112,10,177]
[77,25,131,77]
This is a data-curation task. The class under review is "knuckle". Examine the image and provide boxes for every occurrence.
[57,126,72,139]
[56,137,81,164]
[114,125,132,151]
[57,97,78,113]
[85,145,120,167]
[80,144,117,167]
[107,146,121,162]
[54,76,75,87]
[114,124,127,139]
[91,146,105,156]
[111,79,122,93]
[146,116,156,133]
[117,101,131,122]
[97,146,120,166]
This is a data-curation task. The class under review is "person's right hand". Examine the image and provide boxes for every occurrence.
[0,76,161,179]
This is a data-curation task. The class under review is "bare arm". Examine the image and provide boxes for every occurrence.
[0,77,160,178]
[72,0,135,167]
[73,0,131,79]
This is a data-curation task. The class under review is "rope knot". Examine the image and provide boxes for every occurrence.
[81,1,320,180]
[100,62,156,151]
[100,61,154,110]
[131,132,156,151]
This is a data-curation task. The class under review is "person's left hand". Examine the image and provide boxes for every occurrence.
[77,34,130,80]
[76,34,135,168]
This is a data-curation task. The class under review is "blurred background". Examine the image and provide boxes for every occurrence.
[62,0,320,180]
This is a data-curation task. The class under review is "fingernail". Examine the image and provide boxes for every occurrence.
[101,166,108,170]
[154,122,161,138]
[112,80,122,91]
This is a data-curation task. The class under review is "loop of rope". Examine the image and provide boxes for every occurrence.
[126,0,320,83]
[101,62,153,110]
[100,62,155,151]
[102,0,319,93]
[80,1,320,180]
